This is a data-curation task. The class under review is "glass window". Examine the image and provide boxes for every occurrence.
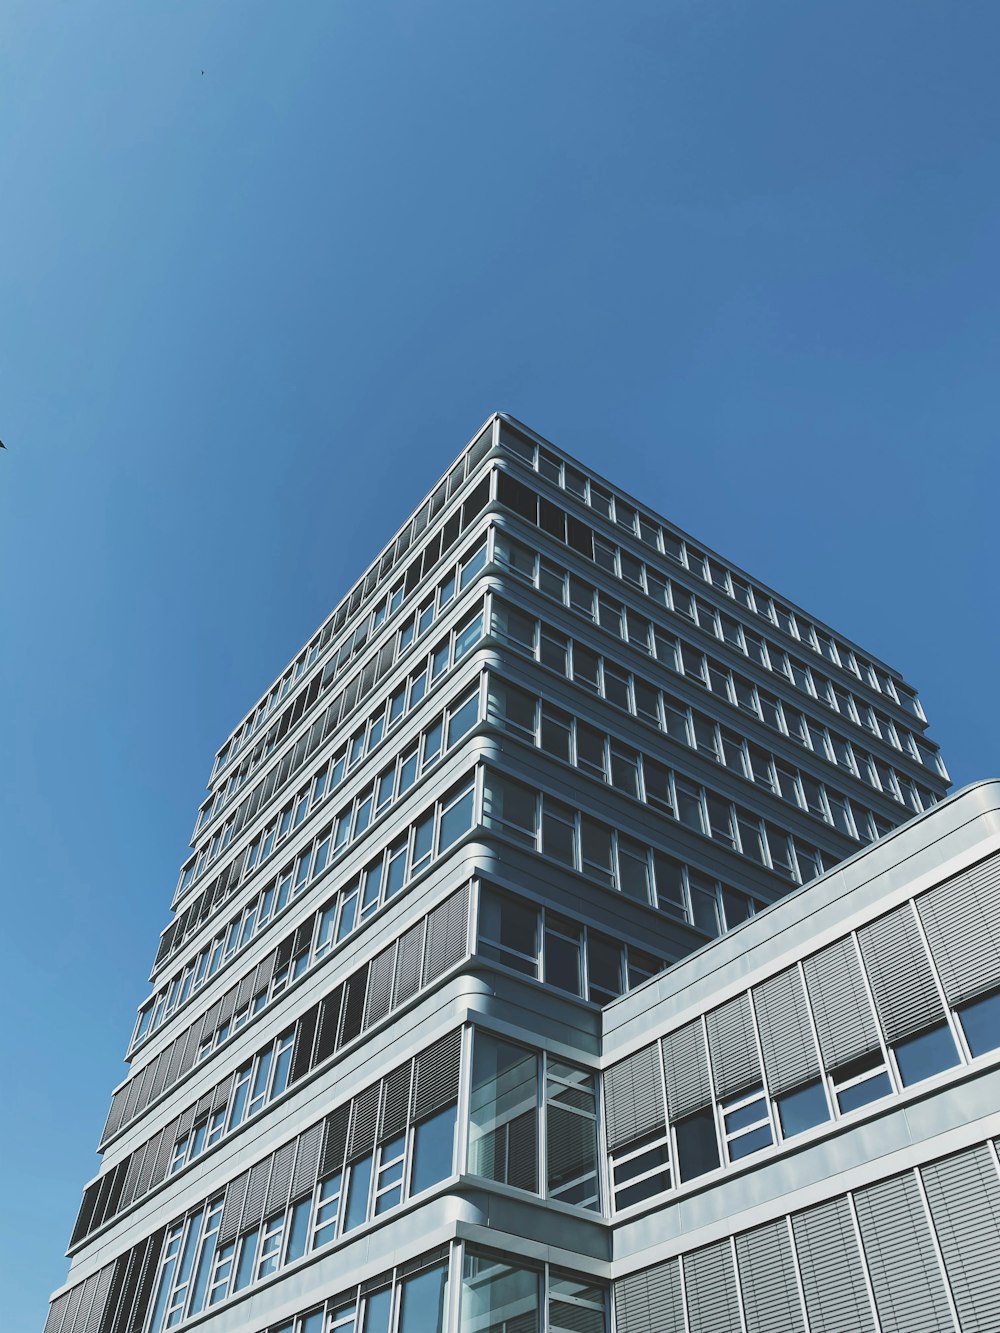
[343,1155,373,1232]
[461,1252,539,1333]
[483,774,538,846]
[612,1132,671,1210]
[469,1034,539,1193]
[587,933,623,1004]
[545,915,582,995]
[490,682,536,735]
[674,1108,720,1181]
[722,1087,773,1161]
[832,1053,893,1114]
[776,1080,829,1138]
[894,1024,959,1086]
[410,1103,458,1196]
[540,704,572,762]
[542,798,577,866]
[439,782,475,850]
[399,1263,451,1333]
[546,1060,599,1208]
[232,1226,259,1292]
[580,820,613,885]
[363,1287,392,1333]
[284,1197,311,1263]
[958,990,1000,1057]
[479,888,539,975]
[312,1171,343,1248]
[448,690,480,747]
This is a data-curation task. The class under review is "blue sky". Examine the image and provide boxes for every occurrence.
[2,1,998,1326]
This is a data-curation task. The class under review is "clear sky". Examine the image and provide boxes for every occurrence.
[2,2,998,1327]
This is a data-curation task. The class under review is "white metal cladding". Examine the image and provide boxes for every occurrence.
[603,1044,665,1152]
[660,1018,713,1120]
[802,935,882,1071]
[791,1196,876,1333]
[734,1219,806,1333]
[853,1172,956,1333]
[706,992,762,1100]
[683,1239,742,1333]
[917,851,1000,1005]
[752,965,821,1096]
[858,903,946,1043]
[614,1262,684,1333]
[921,1143,1000,1333]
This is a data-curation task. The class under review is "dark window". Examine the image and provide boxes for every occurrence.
[674,1109,720,1182]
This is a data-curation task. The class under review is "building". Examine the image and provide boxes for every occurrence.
[43,414,1000,1333]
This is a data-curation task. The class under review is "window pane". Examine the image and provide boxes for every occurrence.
[894,1024,959,1086]
[469,1034,539,1192]
[461,1253,539,1333]
[776,1081,829,1138]
[399,1264,450,1333]
[959,990,1000,1057]
[675,1108,720,1182]
[344,1156,373,1232]
[439,785,475,850]
[410,1104,458,1195]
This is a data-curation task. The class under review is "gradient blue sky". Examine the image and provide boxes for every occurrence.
[2,2,999,1326]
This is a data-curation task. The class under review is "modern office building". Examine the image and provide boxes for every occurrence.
[44,414,1000,1333]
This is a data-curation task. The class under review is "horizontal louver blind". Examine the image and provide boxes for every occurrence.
[604,1044,665,1151]
[803,937,882,1071]
[264,1141,295,1216]
[313,988,341,1067]
[853,1172,954,1333]
[290,1122,323,1201]
[365,947,395,1028]
[320,1104,350,1179]
[791,1197,875,1333]
[706,993,761,1100]
[218,1171,249,1245]
[614,1261,684,1333]
[413,1030,462,1120]
[736,1219,805,1333]
[683,1240,742,1333]
[241,1159,271,1234]
[921,1144,1000,1333]
[661,1019,712,1120]
[753,967,820,1096]
[858,905,945,1043]
[423,884,469,981]
[393,921,424,1006]
[917,854,1000,1005]
[348,1086,380,1161]
[379,1065,412,1143]
[290,1004,319,1084]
